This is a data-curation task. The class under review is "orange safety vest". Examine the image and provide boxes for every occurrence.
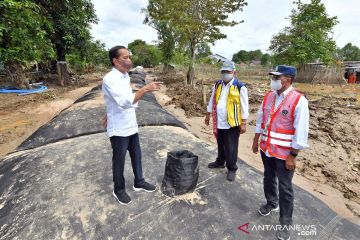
[259,89,303,160]
[348,73,356,84]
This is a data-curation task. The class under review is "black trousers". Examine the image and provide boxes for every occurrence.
[261,151,294,225]
[215,127,240,171]
[110,134,145,193]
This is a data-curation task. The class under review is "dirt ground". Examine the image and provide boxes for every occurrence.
[0,72,105,157]
[151,70,360,225]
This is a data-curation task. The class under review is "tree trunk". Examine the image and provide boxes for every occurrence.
[202,83,207,106]
[5,62,29,89]
[55,43,71,86]
[56,61,72,86]
[163,63,175,73]
[186,43,196,86]
[186,63,194,86]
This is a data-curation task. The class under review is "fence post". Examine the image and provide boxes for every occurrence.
[202,84,207,106]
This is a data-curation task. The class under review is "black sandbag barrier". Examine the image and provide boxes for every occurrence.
[129,68,146,84]
[17,70,185,151]
[129,68,146,77]
[161,150,199,197]
[130,78,146,86]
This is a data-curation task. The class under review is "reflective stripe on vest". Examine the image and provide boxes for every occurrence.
[259,89,302,160]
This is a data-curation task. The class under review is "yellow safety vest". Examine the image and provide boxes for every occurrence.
[214,80,242,127]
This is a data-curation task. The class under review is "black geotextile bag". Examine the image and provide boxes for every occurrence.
[161,150,199,197]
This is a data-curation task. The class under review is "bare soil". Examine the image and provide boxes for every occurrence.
[0,72,105,157]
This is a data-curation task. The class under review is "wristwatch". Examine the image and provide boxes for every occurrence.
[290,151,298,157]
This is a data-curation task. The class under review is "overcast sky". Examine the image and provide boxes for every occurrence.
[90,0,360,59]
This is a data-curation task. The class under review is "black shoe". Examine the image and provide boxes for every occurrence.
[227,171,236,181]
[133,182,156,192]
[113,190,131,205]
[277,228,290,240]
[208,161,225,169]
[258,204,279,216]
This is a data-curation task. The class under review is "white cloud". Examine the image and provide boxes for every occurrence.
[324,0,360,48]
[90,0,158,48]
[90,0,360,59]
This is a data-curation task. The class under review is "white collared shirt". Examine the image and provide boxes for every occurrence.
[102,68,139,137]
[207,78,249,129]
[255,86,310,156]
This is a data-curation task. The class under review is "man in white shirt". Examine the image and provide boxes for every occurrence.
[102,46,162,205]
[252,65,309,240]
[204,61,249,181]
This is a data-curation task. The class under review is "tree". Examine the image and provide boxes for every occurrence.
[269,0,338,66]
[232,50,250,63]
[128,40,162,68]
[248,50,262,61]
[337,43,360,61]
[261,53,271,66]
[128,40,147,53]
[144,0,247,85]
[196,43,212,59]
[0,0,53,88]
[33,0,98,85]
[232,49,265,64]
[86,40,108,67]
[67,39,108,72]
[157,23,176,66]
[142,17,179,71]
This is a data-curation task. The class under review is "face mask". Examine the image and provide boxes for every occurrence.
[222,73,233,82]
[119,59,133,70]
[271,79,282,90]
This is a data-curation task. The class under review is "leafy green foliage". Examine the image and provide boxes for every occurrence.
[232,50,249,63]
[196,43,212,59]
[232,49,271,66]
[232,50,262,63]
[142,18,180,66]
[172,50,190,65]
[0,0,53,65]
[269,0,338,66]
[128,39,162,68]
[33,0,98,61]
[67,40,109,72]
[0,0,104,86]
[144,0,247,84]
[336,43,360,61]
[261,53,271,66]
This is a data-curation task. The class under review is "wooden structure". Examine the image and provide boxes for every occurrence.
[296,63,345,84]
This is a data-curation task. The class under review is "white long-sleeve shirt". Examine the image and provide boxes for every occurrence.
[255,86,309,156]
[102,68,139,137]
[207,78,249,129]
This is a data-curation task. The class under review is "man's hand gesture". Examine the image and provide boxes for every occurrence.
[144,82,163,92]
[204,114,210,126]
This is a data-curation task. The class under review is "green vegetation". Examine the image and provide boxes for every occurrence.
[144,0,247,85]
[337,43,360,61]
[269,0,338,66]
[232,50,271,66]
[128,40,162,68]
[0,0,108,87]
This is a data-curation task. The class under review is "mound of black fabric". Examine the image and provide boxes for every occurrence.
[129,69,146,84]
[161,150,199,197]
